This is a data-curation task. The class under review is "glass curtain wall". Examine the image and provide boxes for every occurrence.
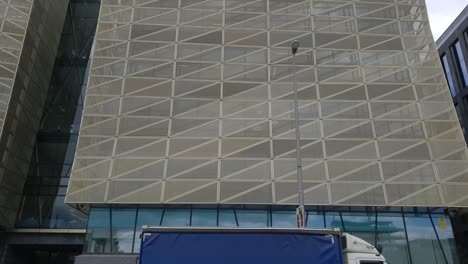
[85,207,459,264]
[15,0,100,229]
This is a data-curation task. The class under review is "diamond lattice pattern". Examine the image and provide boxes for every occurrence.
[66,0,468,207]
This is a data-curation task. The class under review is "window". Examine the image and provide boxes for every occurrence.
[453,41,468,86]
[405,214,459,264]
[111,209,136,253]
[161,209,190,226]
[85,208,111,253]
[236,210,269,227]
[191,209,217,226]
[376,213,410,264]
[442,55,457,96]
[272,211,296,227]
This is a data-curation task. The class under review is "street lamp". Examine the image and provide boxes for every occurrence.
[291,40,305,228]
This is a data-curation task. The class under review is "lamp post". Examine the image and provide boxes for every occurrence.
[291,40,305,228]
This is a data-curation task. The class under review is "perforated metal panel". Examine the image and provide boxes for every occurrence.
[66,0,468,207]
[0,0,33,135]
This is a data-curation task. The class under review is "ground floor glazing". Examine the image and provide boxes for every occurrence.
[85,206,458,264]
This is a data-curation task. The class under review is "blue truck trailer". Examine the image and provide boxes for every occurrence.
[139,227,387,264]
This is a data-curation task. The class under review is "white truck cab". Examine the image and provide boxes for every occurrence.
[342,233,387,264]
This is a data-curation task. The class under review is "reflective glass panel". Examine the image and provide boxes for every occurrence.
[376,213,410,264]
[42,196,87,229]
[454,41,468,86]
[430,214,459,264]
[219,210,237,227]
[325,212,343,229]
[236,210,269,227]
[85,208,111,253]
[307,212,325,228]
[341,212,376,244]
[111,209,136,253]
[272,211,296,227]
[405,213,446,264]
[442,55,456,96]
[191,209,217,227]
[161,209,190,227]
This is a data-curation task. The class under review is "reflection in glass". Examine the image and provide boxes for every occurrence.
[430,215,459,264]
[377,213,410,264]
[325,212,342,229]
[112,209,136,253]
[161,209,190,227]
[341,212,375,244]
[442,55,456,96]
[85,208,111,253]
[405,213,446,264]
[219,210,237,227]
[454,41,468,86]
[43,196,87,229]
[236,210,269,227]
[192,209,217,227]
[306,212,324,228]
[272,211,296,227]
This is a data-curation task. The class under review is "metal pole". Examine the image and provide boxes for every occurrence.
[291,40,305,228]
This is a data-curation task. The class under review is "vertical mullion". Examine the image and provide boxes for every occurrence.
[428,211,449,264]
[339,212,345,232]
[402,208,414,264]
[322,208,326,228]
[216,206,220,227]
[159,207,166,226]
[268,208,273,227]
[374,208,378,247]
[189,206,193,226]
[131,208,139,253]
[109,206,113,253]
[233,209,239,227]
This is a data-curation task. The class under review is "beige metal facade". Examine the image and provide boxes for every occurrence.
[0,0,32,137]
[0,0,69,227]
[66,0,468,207]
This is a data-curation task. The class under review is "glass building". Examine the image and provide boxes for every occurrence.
[0,0,467,264]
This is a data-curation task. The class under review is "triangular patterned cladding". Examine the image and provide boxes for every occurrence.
[0,2,33,139]
[274,182,321,203]
[67,0,468,207]
[109,182,163,203]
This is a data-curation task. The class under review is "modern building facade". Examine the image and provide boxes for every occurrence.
[437,5,468,139]
[437,4,468,263]
[67,0,468,208]
[0,0,468,264]
[0,0,99,263]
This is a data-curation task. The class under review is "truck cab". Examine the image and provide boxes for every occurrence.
[342,233,387,264]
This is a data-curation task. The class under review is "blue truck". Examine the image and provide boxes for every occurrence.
[139,227,387,264]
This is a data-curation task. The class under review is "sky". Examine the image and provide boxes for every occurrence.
[426,0,468,41]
